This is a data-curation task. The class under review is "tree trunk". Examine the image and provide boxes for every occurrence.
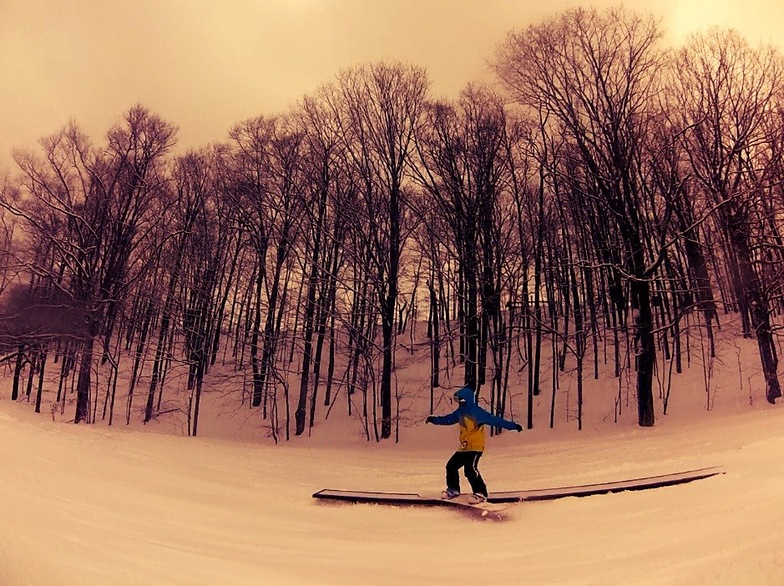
[74,336,95,424]
[11,345,24,401]
[632,277,656,427]
[250,253,266,408]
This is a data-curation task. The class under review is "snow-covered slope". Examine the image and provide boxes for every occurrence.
[1,398,782,586]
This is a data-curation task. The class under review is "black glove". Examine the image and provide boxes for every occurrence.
[426,416,436,424]
[513,423,523,432]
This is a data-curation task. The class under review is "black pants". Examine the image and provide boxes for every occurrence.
[446,451,487,497]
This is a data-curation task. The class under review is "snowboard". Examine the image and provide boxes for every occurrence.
[439,494,519,519]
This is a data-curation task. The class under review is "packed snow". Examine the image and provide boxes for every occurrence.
[1,375,783,585]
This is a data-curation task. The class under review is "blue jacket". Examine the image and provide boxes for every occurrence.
[428,386,520,451]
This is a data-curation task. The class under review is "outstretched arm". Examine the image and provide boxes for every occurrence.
[477,409,523,432]
[426,411,459,425]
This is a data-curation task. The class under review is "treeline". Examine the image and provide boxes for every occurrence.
[2,7,783,440]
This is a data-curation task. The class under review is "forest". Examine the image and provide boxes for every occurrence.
[1,6,783,442]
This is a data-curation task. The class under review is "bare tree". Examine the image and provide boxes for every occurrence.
[142,150,206,424]
[412,84,514,417]
[7,106,176,423]
[290,88,345,437]
[330,61,429,439]
[670,29,784,403]
[226,117,276,411]
[260,118,306,420]
[178,149,233,436]
[495,7,667,426]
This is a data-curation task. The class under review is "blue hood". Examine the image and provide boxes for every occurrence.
[454,386,476,406]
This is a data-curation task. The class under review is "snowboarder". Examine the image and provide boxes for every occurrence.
[426,386,523,503]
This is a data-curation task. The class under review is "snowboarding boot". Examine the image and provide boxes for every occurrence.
[441,488,460,500]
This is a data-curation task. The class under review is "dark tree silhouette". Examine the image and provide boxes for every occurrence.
[496,7,668,426]
[7,106,175,423]
[330,62,429,439]
[670,29,784,404]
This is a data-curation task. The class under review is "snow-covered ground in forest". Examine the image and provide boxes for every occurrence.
[1,388,783,585]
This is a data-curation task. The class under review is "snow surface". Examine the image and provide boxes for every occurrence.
[1,394,783,585]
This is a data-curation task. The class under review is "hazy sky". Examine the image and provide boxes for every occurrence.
[2,0,784,171]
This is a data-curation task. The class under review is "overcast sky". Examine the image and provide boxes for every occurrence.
[2,0,784,171]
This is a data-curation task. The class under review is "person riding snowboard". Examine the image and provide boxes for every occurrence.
[426,386,523,503]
